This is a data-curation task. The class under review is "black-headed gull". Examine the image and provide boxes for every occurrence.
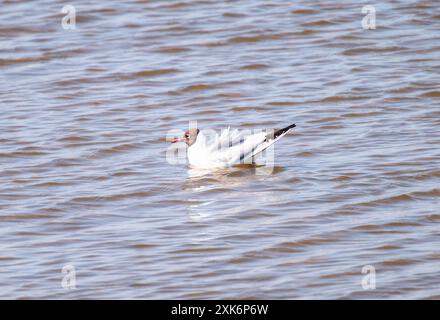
[171,123,296,168]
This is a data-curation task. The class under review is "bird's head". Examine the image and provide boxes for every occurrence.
[170,128,200,146]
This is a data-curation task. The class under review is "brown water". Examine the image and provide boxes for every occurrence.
[1,0,440,299]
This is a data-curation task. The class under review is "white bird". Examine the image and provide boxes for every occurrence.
[170,123,296,168]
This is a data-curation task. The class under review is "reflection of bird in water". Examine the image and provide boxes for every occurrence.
[183,164,286,224]
[170,123,296,169]
[185,164,285,189]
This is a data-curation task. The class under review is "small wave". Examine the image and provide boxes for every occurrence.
[200,41,227,47]
[227,33,284,44]
[425,214,440,222]
[266,101,297,106]
[274,238,334,249]
[124,23,142,29]
[216,93,243,98]
[193,109,222,115]
[302,19,336,27]
[319,271,359,279]
[363,194,413,206]
[291,29,316,36]
[127,244,158,249]
[374,245,402,251]
[341,111,383,118]
[58,136,90,142]
[352,224,381,230]
[129,283,149,288]
[155,46,191,53]
[0,256,16,261]
[170,247,228,254]
[230,106,270,112]
[0,57,38,66]
[71,191,150,203]
[0,26,41,35]
[321,95,366,102]
[296,151,314,157]
[153,2,190,10]
[160,116,176,121]
[0,151,48,158]
[383,221,421,227]
[320,125,343,130]
[422,91,440,97]
[1,49,88,68]
[353,221,420,231]
[2,213,57,221]
[44,158,83,167]
[30,181,71,188]
[223,12,245,18]
[412,189,440,197]
[342,46,406,56]
[388,86,419,94]
[382,259,419,266]
[239,63,270,70]
[111,171,138,177]
[91,143,143,157]
[291,9,318,15]
[331,175,353,181]
[179,83,218,92]
[132,69,179,77]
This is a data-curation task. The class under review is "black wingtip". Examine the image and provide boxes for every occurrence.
[272,123,296,139]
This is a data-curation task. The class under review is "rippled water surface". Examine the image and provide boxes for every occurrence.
[1,0,440,299]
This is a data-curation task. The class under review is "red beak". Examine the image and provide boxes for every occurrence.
[171,137,183,143]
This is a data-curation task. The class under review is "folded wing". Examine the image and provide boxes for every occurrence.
[213,123,296,166]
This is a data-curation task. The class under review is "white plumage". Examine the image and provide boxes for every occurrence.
[186,124,295,168]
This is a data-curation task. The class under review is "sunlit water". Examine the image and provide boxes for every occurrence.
[1,0,439,299]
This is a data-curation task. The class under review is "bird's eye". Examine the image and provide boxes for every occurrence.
[185,134,189,138]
